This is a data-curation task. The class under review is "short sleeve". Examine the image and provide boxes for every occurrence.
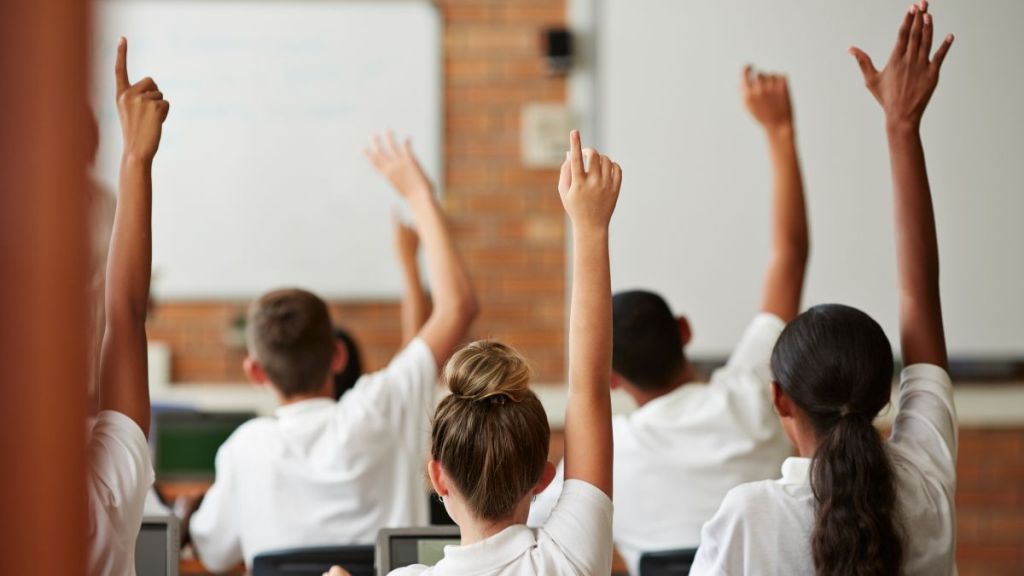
[889,364,958,486]
[349,338,438,451]
[190,441,245,572]
[722,314,786,376]
[541,479,614,576]
[689,488,749,576]
[87,411,155,565]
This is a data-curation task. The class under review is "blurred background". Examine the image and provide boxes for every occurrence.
[2,1,1022,575]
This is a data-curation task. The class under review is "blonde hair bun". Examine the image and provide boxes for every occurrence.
[442,340,532,404]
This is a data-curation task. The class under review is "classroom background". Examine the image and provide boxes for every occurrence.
[2,1,1022,575]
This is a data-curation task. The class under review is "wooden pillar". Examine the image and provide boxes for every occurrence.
[0,0,90,573]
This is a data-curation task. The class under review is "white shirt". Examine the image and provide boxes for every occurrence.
[691,364,958,576]
[190,338,437,571]
[88,410,155,576]
[392,480,613,576]
[529,314,792,575]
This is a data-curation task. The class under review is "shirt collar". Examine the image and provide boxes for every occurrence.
[435,524,537,572]
[273,397,336,420]
[779,457,812,485]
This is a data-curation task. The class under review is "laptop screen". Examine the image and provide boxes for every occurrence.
[135,523,169,576]
[154,412,253,480]
[387,535,459,570]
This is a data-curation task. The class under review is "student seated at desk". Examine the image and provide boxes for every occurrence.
[88,37,170,575]
[179,134,478,572]
[324,130,622,576]
[529,67,810,575]
[691,3,958,574]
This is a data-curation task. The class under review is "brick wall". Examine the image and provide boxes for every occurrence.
[147,0,569,383]
[956,428,1024,576]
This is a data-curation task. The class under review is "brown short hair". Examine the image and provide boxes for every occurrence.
[247,289,335,398]
[431,341,550,521]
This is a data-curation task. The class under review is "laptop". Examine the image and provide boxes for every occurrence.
[152,410,255,481]
[135,515,180,576]
[376,527,461,575]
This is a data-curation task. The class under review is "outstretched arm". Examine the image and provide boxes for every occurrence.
[559,130,622,498]
[393,215,431,346]
[98,37,170,434]
[365,134,478,368]
[850,0,953,368]
[742,67,809,322]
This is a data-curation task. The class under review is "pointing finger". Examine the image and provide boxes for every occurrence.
[115,37,130,96]
[569,130,584,179]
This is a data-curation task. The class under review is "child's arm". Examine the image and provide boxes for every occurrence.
[559,130,622,497]
[850,0,953,368]
[393,215,431,346]
[742,67,809,323]
[98,37,170,434]
[365,134,478,367]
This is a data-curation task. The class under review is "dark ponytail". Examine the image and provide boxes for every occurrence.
[771,304,902,576]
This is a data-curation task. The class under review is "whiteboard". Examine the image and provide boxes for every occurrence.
[91,0,442,299]
[596,0,1024,357]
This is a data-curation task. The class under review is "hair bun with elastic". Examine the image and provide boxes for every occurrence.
[442,340,532,405]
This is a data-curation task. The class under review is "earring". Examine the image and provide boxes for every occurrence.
[437,494,445,504]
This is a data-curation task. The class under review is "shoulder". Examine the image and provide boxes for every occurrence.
[215,416,276,456]
[388,566,430,576]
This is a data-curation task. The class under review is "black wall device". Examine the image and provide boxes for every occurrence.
[544,27,573,74]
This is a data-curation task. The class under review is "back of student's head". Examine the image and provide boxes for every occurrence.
[770,303,901,576]
[612,290,685,390]
[431,341,550,521]
[332,326,364,400]
[247,289,335,398]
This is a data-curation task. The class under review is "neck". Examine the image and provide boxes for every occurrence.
[276,389,332,406]
[628,362,698,408]
[458,516,520,546]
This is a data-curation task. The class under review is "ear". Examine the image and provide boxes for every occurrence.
[771,381,794,418]
[427,459,449,497]
[677,315,692,346]
[532,461,557,495]
[331,340,349,375]
[243,356,268,385]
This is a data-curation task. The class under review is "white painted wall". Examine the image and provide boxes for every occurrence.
[91,0,442,299]
[573,0,1024,358]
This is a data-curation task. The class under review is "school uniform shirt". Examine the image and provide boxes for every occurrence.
[529,314,792,576]
[391,480,613,576]
[691,364,958,576]
[87,410,155,576]
[190,338,437,571]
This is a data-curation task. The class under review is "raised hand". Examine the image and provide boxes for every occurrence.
[849,0,954,128]
[557,130,622,232]
[393,212,420,263]
[742,66,793,132]
[363,132,433,198]
[115,37,169,161]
